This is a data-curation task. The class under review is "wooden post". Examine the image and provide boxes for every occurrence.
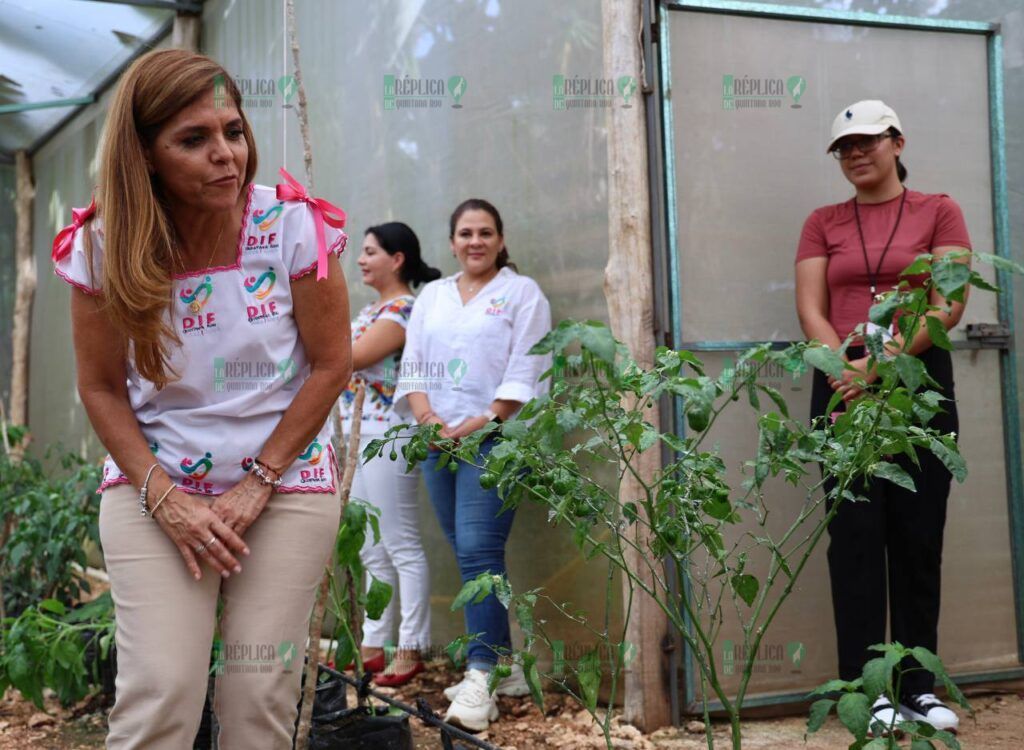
[601,0,672,732]
[172,11,201,51]
[9,150,36,459]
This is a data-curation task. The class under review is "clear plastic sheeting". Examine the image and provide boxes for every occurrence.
[0,0,172,158]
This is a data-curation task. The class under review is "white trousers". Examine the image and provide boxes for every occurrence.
[350,435,431,650]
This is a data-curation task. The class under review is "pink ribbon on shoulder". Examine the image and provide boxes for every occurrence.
[51,197,97,262]
[275,167,347,280]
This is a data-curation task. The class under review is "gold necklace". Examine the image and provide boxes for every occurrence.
[175,220,228,313]
[461,270,496,295]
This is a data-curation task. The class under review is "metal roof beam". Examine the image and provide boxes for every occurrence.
[0,96,96,116]
[86,0,203,13]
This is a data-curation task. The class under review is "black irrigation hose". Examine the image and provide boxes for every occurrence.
[317,663,504,750]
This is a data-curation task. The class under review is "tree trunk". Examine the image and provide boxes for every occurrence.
[601,0,671,733]
[9,150,36,460]
[172,11,201,51]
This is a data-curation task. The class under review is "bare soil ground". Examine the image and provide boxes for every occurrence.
[2,662,1021,748]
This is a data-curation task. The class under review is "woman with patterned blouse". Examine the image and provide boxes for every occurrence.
[340,222,440,686]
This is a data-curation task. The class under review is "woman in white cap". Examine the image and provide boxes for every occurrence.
[795,100,971,735]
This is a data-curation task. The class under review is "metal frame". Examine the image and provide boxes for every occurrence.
[657,0,1023,714]
[1,8,174,161]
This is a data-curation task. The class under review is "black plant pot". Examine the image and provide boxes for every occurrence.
[306,707,413,750]
[81,629,117,696]
[293,663,411,749]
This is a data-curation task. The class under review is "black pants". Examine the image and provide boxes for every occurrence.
[810,345,958,695]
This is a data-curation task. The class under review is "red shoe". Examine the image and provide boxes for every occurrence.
[372,660,425,687]
[344,651,386,673]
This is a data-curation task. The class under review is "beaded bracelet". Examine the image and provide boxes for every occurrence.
[138,463,159,517]
[251,459,283,488]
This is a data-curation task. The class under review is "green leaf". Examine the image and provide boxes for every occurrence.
[925,316,953,351]
[909,647,969,710]
[521,651,545,710]
[515,600,535,641]
[450,574,494,611]
[451,579,480,611]
[929,437,967,483]
[578,323,618,364]
[932,257,972,299]
[806,698,834,734]
[364,576,393,620]
[870,461,916,492]
[756,384,790,418]
[494,576,513,609]
[976,251,1024,276]
[578,649,601,712]
[38,599,66,616]
[333,629,355,671]
[837,691,871,741]
[869,294,901,327]
[487,664,512,695]
[894,354,926,392]
[804,346,846,380]
[861,657,891,702]
[899,256,934,277]
[731,573,759,607]
[931,729,961,749]
[911,740,936,750]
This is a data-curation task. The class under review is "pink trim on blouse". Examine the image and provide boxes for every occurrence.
[288,232,348,281]
[172,182,256,280]
[97,475,129,493]
[276,443,339,494]
[95,442,339,496]
[54,265,102,296]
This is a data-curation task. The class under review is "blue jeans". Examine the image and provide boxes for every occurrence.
[422,439,515,671]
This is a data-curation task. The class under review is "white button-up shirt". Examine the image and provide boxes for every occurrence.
[394,267,552,427]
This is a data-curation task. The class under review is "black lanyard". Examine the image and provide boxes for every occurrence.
[853,188,907,302]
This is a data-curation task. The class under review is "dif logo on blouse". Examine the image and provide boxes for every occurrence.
[299,439,327,484]
[247,203,282,253]
[244,267,281,324]
[179,276,217,334]
[180,451,215,494]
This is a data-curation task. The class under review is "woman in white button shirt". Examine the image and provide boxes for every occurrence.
[394,199,552,732]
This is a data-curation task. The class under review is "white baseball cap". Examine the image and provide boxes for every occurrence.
[827,100,903,153]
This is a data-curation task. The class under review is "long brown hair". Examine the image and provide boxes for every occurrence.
[88,49,258,388]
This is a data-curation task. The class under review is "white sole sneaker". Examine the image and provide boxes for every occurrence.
[444,665,530,701]
[444,700,499,733]
[867,698,901,738]
[899,695,959,734]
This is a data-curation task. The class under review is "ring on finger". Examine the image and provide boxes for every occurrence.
[195,535,218,554]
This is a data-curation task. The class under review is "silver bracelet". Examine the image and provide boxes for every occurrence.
[251,460,283,488]
[138,462,159,517]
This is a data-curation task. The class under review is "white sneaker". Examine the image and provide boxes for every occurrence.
[899,693,959,733]
[444,662,530,701]
[444,669,499,733]
[868,696,900,737]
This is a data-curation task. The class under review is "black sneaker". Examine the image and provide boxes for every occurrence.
[899,693,959,733]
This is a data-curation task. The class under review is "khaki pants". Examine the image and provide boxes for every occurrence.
[99,483,341,750]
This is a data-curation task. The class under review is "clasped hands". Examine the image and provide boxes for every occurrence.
[419,413,492,446]
[152,470,275,581]
[827,354,878,403]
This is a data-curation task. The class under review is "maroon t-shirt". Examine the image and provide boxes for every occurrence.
[796,190,972,340]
